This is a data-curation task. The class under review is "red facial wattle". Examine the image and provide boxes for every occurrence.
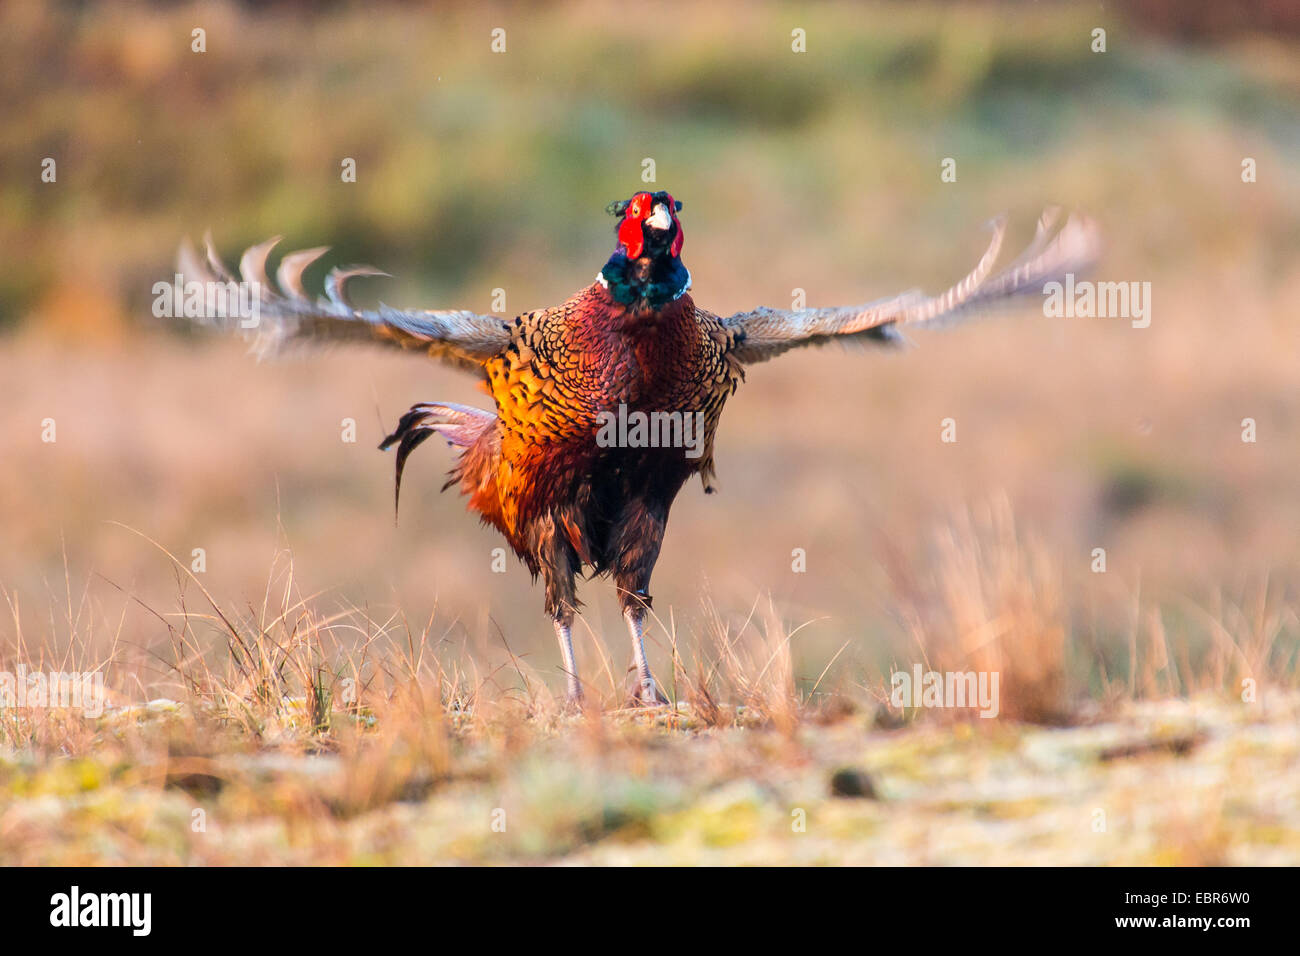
[617,191,683,260]
[665,192,684,257]
[617,193,651,259]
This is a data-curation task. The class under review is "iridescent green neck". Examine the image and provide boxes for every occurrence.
[600,252,691,308]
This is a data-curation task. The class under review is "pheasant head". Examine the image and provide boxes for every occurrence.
[599,190,690,309]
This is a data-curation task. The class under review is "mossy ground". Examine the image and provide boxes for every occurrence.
[3,692,1295,865]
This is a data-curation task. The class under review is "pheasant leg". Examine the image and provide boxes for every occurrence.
[624,600,669,706]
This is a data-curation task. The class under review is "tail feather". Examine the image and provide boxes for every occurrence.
[379,402,497,517]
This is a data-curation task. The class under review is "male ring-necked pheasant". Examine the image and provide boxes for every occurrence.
[180,194,1098,706]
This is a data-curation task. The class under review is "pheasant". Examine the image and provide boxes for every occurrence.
[179,193,1099,706]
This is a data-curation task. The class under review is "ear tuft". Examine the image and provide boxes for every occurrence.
[674,200,683,212]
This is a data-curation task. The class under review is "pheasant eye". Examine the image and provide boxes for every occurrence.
[627,192,656,219]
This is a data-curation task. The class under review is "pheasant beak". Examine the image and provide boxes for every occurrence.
[644,200,684,259]
[645,203,672,233]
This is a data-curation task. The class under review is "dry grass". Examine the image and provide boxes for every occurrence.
[885,496,1069,724]
[1,522,1298,864]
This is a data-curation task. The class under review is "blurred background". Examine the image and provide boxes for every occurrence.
[1,0,1298,703]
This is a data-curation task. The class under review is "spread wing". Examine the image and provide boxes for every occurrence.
[176,235,511,372]
[720,209,1101,365]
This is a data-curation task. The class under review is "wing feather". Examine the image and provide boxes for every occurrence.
[722,210,1101,364]
[177,236,511,372]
